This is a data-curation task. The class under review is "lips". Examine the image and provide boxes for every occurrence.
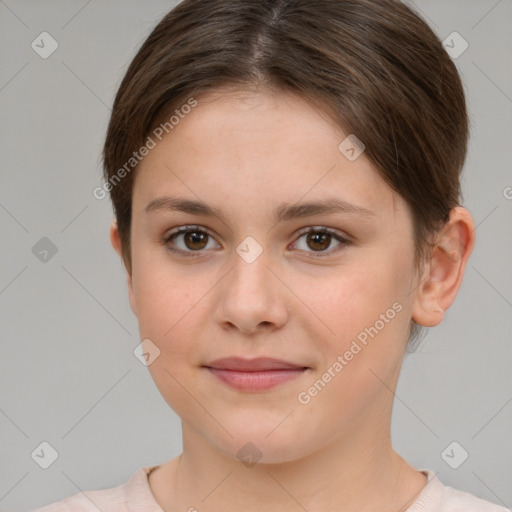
[203,357,309,391]
[206,357,308,371]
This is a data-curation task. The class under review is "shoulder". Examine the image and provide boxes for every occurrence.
[31,492,111,512]
[439,484,510,512]
[31,485,128,512]
[411,470,510,512]
[31,466,159,512]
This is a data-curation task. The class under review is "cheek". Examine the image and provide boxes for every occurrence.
[291,275,409,439]
[130,239,196,334]
[131,259,206,416]
[315,262,408,345]
[306,252,412,393]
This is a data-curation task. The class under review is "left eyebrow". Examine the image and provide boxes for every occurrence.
[144,195,376,224]
[272,198,376,222]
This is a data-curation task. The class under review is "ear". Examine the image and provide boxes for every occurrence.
[109,220,138,317]
[412,207,475,327]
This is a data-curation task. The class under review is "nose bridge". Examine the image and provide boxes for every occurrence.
[214,237,289,332]
[229,241,276,305]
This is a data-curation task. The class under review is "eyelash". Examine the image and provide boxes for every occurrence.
[162,225,351,258]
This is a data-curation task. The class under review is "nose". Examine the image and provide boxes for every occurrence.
[213,248,290,335]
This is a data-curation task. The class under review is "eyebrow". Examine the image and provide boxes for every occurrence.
[144,196,376,224]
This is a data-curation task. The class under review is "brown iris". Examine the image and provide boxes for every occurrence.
[184,230,209,250]
[306,231,331,251]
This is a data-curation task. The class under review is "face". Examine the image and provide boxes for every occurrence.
[122,88,420,463]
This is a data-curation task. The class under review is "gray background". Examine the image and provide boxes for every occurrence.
[0,1,511,510]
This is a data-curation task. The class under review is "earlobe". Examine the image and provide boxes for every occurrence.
[109,221,138,317]
[412,207,475,327]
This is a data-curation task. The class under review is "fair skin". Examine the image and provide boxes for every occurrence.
[110,87,475,512]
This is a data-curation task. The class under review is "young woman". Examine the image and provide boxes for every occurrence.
[34,0,508,510]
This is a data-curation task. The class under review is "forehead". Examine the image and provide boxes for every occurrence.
[132,87,404,226]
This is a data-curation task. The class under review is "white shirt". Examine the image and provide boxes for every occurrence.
[32,466,510,511]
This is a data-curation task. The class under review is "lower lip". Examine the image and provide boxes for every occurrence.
[205,367,307,391]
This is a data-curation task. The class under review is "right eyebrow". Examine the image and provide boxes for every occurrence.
[144,196,230,224]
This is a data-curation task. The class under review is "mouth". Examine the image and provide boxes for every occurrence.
[203,357,310,392]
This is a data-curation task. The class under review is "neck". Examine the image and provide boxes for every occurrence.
[153,412,427,512]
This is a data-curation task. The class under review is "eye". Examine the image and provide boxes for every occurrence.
[163,225,220,256]
[291,226,351,256]
[163,225,351,258]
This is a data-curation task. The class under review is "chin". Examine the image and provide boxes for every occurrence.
[222,437,308,466]
[205,418,316,466]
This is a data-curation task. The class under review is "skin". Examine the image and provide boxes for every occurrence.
[110,87,475,512]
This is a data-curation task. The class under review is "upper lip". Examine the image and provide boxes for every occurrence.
[204,357,308,372]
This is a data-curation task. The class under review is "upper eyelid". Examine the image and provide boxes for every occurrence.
[295,225,350,240]
[164,225,217,242]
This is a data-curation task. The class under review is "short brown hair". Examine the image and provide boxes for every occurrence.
[102,0,469,338]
